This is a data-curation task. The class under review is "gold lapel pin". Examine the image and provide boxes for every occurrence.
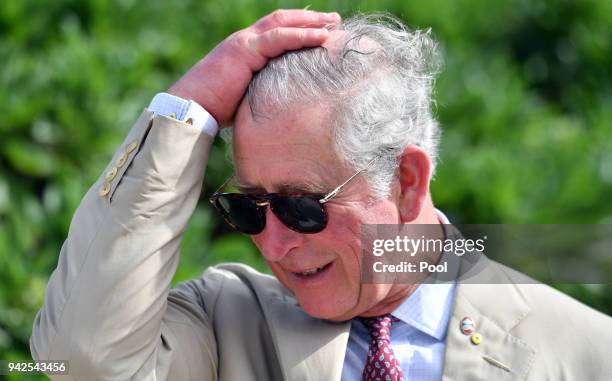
[470,333,483,345]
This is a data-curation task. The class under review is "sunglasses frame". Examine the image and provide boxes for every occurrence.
[209,158,377,235]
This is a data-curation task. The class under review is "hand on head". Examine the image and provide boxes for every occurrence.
[168,9,341,125]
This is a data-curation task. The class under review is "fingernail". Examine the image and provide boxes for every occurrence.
[327,12,341,21]
[316,28,329,37]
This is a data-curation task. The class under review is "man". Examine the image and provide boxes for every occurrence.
[30,9,611,381]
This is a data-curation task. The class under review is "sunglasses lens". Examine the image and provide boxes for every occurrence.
[214,195,265,234]
[271,195,327,233]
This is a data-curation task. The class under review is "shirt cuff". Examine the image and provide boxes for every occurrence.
[148,92,218,137]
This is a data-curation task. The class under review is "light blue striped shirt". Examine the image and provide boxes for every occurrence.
[341,280,456,381]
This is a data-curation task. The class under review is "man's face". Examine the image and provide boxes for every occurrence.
[233,101,410,321]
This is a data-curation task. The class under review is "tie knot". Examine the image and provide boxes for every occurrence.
[362,314,398,342]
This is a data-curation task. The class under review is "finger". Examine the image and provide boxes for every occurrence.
[250,27,330,59]
[253,9,340,32]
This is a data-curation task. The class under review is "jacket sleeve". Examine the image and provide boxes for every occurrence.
[30,109,218,380]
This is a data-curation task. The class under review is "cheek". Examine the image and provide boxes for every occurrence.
[326,201,399,253]
[325,209,362,253]
[326,203,400,291]
[266,261,291,289]
[250,235,264,251]
[321,208,375,285]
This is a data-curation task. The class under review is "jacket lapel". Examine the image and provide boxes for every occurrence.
[442,258,536,380]
[266,295,351,381]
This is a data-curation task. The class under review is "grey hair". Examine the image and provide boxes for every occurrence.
[232,13,442,198]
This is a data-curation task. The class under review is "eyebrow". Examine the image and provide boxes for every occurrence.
[229,177,258,193]
[233,177,329,194]
[277,182,328,194]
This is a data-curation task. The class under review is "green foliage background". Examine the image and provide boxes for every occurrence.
[1,0,611,377]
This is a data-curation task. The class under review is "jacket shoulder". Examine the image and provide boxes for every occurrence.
[492,263,612,331]
[498,265,612,376]
[460,260,612,378]
[179,263,292,316]
[513,279,612,337]
[204,262,288,297]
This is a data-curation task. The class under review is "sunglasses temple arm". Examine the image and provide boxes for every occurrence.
[320,158,377,204]
[210,174,235,198]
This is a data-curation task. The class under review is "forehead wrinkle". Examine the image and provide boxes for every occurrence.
[233,100,349,194]
[237,141,323,154]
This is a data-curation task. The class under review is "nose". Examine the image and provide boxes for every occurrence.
[253,207,306,262]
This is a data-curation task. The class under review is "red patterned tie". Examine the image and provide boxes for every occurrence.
[362,314,405,381]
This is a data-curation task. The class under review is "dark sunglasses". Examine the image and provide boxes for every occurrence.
[209,159,376,235]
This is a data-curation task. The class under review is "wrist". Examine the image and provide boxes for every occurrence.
[167,84,197,107]
[149,93,219,136]
[168,79,222,124]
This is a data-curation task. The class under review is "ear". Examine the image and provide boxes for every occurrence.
[396,145,432,222]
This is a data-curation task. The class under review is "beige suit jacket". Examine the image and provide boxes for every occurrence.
[31,110,612,380]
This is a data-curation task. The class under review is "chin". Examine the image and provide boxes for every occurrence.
[301,303,347,321]
[294,292,356,321]
[271,267,359,320]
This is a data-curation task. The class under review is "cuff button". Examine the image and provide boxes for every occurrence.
[126,140,139,153]
[116,151,128,167]
[105,167,118,182]
[98,182,111,197]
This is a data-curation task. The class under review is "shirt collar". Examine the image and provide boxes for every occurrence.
[435,208,450,224]
[391,208,456,341]
[391,281,456,341]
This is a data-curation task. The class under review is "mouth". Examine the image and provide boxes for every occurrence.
[292,261,333,279]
